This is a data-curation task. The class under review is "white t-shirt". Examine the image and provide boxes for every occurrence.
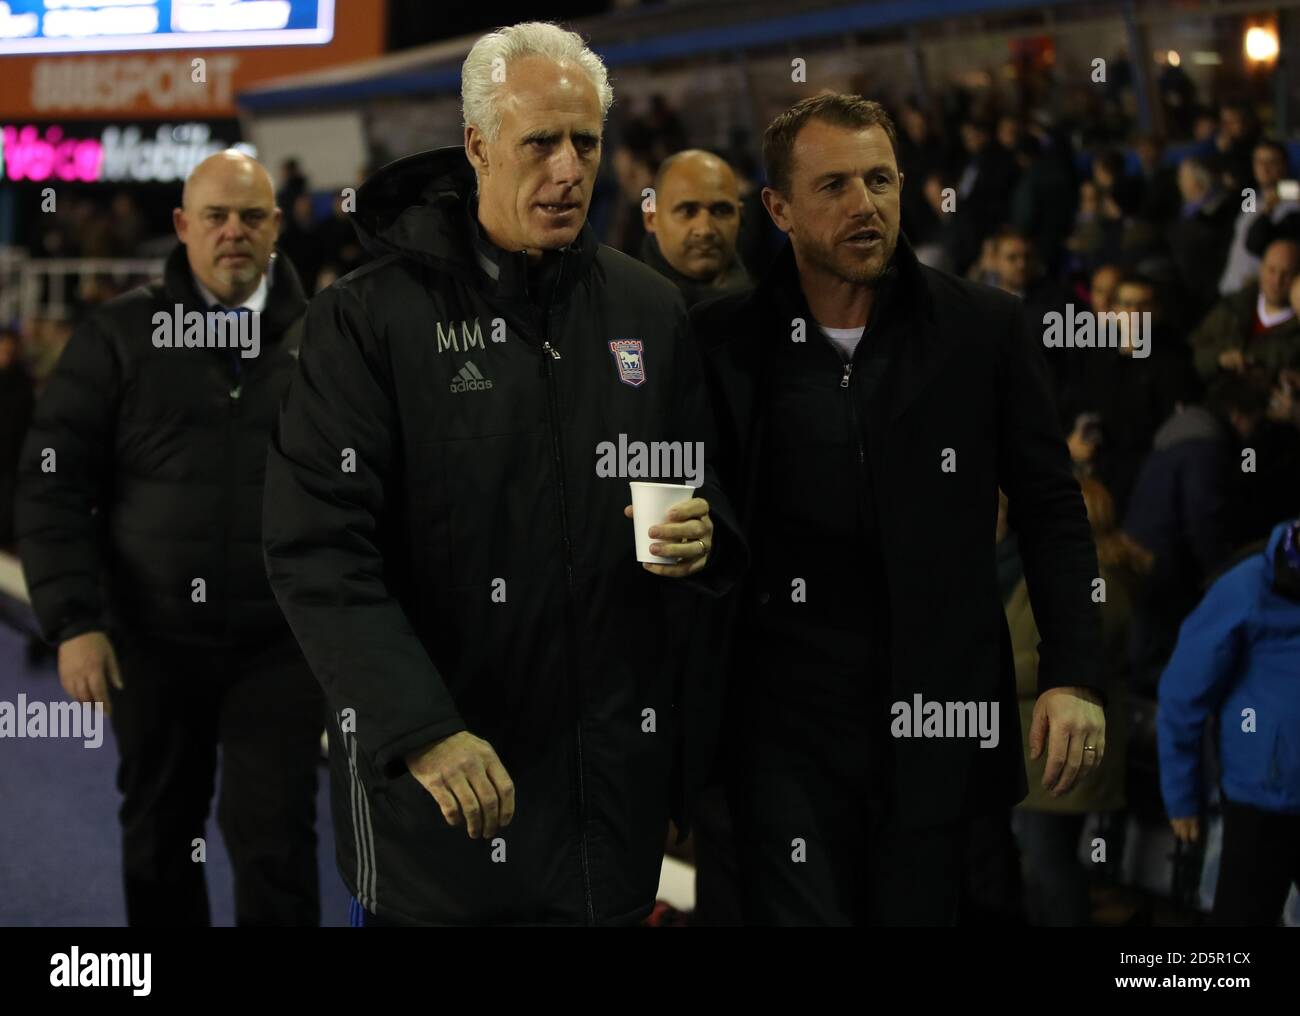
[819,323,867,362]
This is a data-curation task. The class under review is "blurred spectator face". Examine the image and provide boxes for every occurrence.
[900,105,927,143]
[1078,179,1099,216]
[1113,280,1155,315]
[1193,112,1218,142]
[1259,240,1300,308]
[465,55,601,254]
[1092,157,1116,189]
[996,116,1019,151]
[922,172,946,213]
[960,122,988,156]
[1113,280,1156,356]
[1135,137,1162,174]
[1290,274,1300,317]
[644,152,741,282]
[173,151,280,305]
[1177,159,1211,203]
[0,332,18,370]
[1090,265,1122,313]
[613,146,654,201]
[292,193,314,228]
[993,235,1031,293]
[1253,144,1287,190]
[762,120,901,287]
[1221,106,1249,143]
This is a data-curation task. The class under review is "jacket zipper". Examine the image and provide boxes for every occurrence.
[536,258,596,926]
[222,358,242,644]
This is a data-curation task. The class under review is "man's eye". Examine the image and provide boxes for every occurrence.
[823,180,841,191]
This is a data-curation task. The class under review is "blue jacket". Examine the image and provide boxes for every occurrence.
[1158,521,1300,817]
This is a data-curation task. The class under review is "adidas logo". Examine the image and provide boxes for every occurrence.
[450,360,493,393]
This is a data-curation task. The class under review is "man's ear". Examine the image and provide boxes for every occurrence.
[897,170,905,196]
[172,207,187,243]
[760,186,792,235]
[464,126,489,176]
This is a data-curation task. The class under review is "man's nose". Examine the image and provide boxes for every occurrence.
[691,213,720,237]
[218,212,246,242]
[847,177,878,219]
[550,141,583,186]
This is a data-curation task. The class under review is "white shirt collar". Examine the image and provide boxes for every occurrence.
[1257,289,1294,329]
[192,263,271,313]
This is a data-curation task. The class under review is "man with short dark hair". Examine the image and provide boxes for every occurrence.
[1061,273,1203,516]
[694,93,1105,925]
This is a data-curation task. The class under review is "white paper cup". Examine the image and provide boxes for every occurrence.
[630,481,697,563]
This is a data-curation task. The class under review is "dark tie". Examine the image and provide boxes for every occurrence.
[214,305,251,383]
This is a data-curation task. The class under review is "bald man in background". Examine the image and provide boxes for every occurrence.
[16,151,322,925]
[640,149,752,307]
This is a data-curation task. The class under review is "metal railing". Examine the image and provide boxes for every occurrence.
[0,249,163,325]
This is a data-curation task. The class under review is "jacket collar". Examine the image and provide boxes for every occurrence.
[758,231,949,422]
[162,244,307,338]
[639,232,751,298]
[465,193,594,306]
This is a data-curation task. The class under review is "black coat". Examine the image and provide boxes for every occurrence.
[691,236,1103,829]
[261,147,744,926]
[16,244,307,647]
[0,364,35,545]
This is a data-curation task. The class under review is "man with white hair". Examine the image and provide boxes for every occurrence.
[263,22,742,926]
[17,151,321,925]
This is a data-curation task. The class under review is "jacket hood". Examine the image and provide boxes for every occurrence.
[1152,404,1225,451]
[1264,517,1295,582]
[352,146,479,273]
[351,145,598,303]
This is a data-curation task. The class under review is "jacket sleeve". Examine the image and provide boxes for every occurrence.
[15,319,118,644]
[671,300,748,598]
[263,284,466,781]
[1181,442,1233,575]
[1156,566,1249,819]
[995,297,1104,699]
[1189,300,1233,381]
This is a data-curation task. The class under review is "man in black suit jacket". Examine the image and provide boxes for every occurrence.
[691,94,1105,925]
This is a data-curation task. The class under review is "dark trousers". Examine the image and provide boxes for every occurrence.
[108,629,324,926]
[728,686,966,926]
[1212,795,1300,926]
[1012,810,1090,926]
[690,782,744,926]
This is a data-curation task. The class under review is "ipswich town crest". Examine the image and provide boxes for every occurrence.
[609,339,645,387]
